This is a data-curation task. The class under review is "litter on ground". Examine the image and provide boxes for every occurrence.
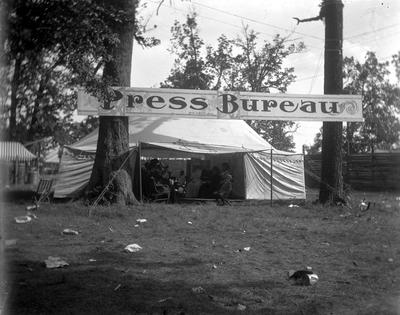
[44,256,69,269]
[27,211,38,219]
[62,228,79,235]
[5,239,17,246]
[14,216,32,224]
[192,286,205,294]
[158,297,173,303]
[124,244,142,253]
[288,269,319,286]
[26,204,39,211]
[359,199,371,211]
[136,219,147,223]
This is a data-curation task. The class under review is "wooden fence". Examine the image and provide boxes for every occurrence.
[304,152,400,191]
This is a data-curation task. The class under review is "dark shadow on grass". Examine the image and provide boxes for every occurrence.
[6,259,229,315]
[6,258,338,315]
[1,188,35,203]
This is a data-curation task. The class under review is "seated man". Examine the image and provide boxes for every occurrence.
[215,163,232,206]
[176,170,186,187]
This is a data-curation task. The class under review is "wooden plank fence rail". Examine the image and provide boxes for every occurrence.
[305,152,400,191]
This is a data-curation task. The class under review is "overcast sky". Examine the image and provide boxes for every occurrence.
[131,0,400,152]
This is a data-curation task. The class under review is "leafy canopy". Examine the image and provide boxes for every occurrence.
[306,51,400,154]
[0,0,158,146]
[162,14,305,151]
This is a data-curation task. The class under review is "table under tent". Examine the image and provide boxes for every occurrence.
[52,117,306,202]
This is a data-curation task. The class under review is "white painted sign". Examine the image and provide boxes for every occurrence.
[77,87,363,121]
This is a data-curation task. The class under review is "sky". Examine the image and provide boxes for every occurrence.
[130,0,400,152]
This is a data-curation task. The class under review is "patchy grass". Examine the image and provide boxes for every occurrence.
[2,191,400,314]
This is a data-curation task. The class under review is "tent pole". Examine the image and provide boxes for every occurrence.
[138,141,143,202]
[270,149,273,207]
[15,157,19,185]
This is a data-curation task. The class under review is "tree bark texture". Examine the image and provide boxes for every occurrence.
[87,0,137,204]
[8,55,21,140]
[319,0,344,204]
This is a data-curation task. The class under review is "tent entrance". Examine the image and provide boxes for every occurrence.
[139,142,246,201]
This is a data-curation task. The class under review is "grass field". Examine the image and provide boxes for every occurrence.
[1,191,400,314]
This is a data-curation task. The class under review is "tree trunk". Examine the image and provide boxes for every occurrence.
[319,0,344,204]
[9,55,21,140]
[86,0,137,205]
[28,75,46,141]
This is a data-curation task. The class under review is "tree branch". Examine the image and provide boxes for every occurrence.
[292,16,322,25]
[293,0,326,24]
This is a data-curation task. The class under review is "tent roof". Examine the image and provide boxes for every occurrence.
[0,141,36,161]
[68,117,290,155]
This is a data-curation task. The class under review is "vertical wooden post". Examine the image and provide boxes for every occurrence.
[270,149,273,206]
[15,157,19,185]
[319,0,344,204]
[138,142,143,202]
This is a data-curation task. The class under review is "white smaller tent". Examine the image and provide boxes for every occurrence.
[53,117,306,200]
[0,141,37,186]
[0,142,36,161]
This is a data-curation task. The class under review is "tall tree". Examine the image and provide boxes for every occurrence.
[306,52,400,154]
[1,0,113,143]
[161,13,211,89]
[163,15,305,151]
[86,0,137,205]
[295,0,345,204]
[2,0,159,203]
[0,0,157,146]
[343,52,400,153]
[226,27,304,151]
[319,0,344,204]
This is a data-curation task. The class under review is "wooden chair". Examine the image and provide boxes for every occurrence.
[151,181,171,203]
[34,178,54,204]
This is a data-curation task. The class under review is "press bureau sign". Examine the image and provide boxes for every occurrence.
[77,87,363,121]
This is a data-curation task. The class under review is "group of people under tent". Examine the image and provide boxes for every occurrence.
[141,158,233,205]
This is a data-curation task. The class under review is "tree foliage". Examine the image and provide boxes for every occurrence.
[162,15,305,151]
[161,13,211,89]
[307,52,400,154]
[0,0,158,147]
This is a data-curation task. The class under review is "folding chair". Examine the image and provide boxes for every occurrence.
[34,178,54,204]
[150,179,170,203]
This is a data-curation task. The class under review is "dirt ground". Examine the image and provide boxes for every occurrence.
[1,191,400,314]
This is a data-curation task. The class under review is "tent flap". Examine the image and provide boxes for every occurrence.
[53,148,94,198]
[244,152,306,200]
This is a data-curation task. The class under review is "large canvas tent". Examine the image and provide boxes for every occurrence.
[53,117,306,200]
